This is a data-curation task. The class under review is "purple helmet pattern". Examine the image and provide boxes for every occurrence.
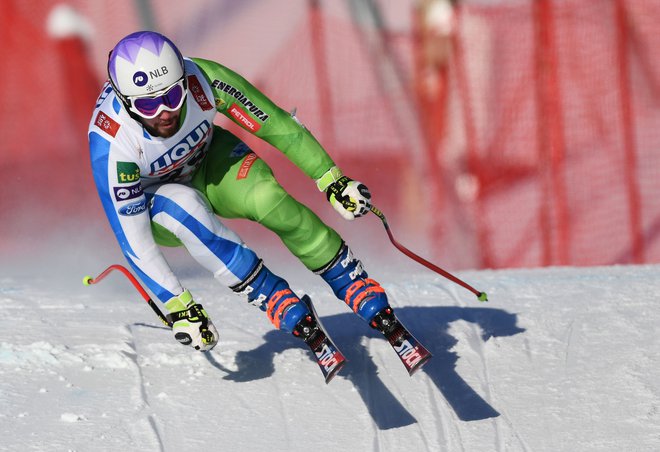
[108,31,184,99]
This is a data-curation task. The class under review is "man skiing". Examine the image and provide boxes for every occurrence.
[89,31,428,376]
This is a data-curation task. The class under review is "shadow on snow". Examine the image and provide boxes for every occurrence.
[203,305,525,429]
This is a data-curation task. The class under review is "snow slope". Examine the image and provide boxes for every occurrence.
[1,243,659,452]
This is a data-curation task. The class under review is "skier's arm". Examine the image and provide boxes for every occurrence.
[192,57,372,219]
[192,57,335,180]
[89,136,219,350]
[88,132,184,302]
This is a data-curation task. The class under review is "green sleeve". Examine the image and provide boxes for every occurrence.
[191,57,335,181]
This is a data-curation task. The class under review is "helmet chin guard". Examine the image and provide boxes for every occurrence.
[107,31,185,108]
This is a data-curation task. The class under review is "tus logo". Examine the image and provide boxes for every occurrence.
[117,161,140,184]
[133,71,148,87]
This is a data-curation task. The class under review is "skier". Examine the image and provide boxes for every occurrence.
[88,31,411,364]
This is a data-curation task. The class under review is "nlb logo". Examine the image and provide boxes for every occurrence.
[113,182,143,201]
[118,201,147,216]
[149,66,169,80]
[117,161,140,184]
[133,71,148,86]
[150,120,211,176]
[393,339,424,368]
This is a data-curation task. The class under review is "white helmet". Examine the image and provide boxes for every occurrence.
[107,31,185,105]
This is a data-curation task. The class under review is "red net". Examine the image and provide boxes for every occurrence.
[440,0,660,268]
[2,0,659,269]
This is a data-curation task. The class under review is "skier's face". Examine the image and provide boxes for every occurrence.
[139,108,182,138]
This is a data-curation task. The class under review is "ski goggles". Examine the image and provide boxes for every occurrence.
[127,78,187,119]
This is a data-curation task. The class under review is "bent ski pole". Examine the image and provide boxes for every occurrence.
[370,205,488,302]
[83,264,172,327]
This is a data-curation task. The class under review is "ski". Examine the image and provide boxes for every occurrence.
[370,307,432,375]
[293,295,346,383]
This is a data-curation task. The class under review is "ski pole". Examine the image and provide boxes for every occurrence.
[83,264,173,327]
[369,205,488,302]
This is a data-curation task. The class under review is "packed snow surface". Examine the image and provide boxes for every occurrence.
[1,251,659,451]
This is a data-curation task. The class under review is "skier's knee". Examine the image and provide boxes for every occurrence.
[149,184,212,236]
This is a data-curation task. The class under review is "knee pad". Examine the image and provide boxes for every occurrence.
[149,184,214,236]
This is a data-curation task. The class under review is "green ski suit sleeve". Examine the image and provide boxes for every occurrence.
[191,57,336,181]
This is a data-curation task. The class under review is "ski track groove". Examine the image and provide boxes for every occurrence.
[424,372,462,452]
[126,324,166,452]
[272,354,293,448]
[407,380,433,450]
[440,378,467,452]
[382,351,432,451]
[563,319,575,370]
[469,309,533,452]
[367,337,384,452]
[449,286,506,452]
[471,319,504,452]
[450,286,533,452]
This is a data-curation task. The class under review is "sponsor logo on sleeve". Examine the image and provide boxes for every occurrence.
[113,182,143,201]
[116,161,140,184]
[237,152,259,180]
[94,84,113,108]
[211,79,270,132]
[229,103,261,132]
[94,111,121,137]
[187,75,213,111]
[118,200,147,216]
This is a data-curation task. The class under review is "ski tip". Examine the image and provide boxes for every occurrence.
[408,353,432,376]
[324,358,347,384]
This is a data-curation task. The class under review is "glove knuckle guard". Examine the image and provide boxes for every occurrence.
[175,332,193,345]
[167,292,218,351]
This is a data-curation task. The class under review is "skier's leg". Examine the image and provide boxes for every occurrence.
[148,183,308,332]
[194,128,390,323]
[192,127,341,270]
